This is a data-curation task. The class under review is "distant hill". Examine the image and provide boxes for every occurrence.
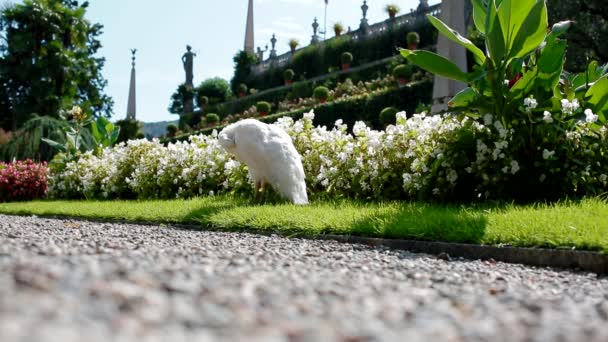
[143,120,178,138]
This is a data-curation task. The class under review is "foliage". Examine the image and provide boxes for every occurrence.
[0,159,48,202]
[115,119,143,143]
[401,0,608,125]
[168,83,195,114]
[407,31,420,45]
[171,79,433,142]
[1,115,72,161]
[48,107,607,202]
[196,77,232,105]
[0,0,113,131]
[283,69,295,81]
[288,39,299,50]
[243,18,436,90]
[230,50,258,94]
[237,83,248,95]
[333,22,345,36]
[400,0,608,200]
[166,124,178,137]
[392,64,414,79]
[341,52,353,65]
[313,86,330,101]
[196,95,209,109]
[255,101,271,114]
[547,0,608,72]
[379,107,399,126]
[385,4,400,17]
[205,113,220,124]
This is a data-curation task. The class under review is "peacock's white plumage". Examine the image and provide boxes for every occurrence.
[218,119,308,205]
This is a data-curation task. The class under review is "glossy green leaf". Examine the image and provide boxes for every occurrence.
[427,15,486,65]
[448,87,477,108]
[471,0,489,34]
[586,76,608,123]
[42,138,67,152]
[400,49,470,83]
[485,1,505,63]
[497,0,536,51]
[508,0,548,60]
[537,38,566,88]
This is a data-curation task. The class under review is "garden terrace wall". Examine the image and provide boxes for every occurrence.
[168,79,432,144]
[187,54,415,129]
[245,19,437,92]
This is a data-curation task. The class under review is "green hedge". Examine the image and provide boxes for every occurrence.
[167,79,432,144]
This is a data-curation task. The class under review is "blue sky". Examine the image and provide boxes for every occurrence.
[83,0,440,123]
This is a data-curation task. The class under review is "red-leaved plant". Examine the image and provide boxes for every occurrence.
[0,160,48,202]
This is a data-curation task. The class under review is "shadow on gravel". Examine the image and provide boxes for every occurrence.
[349,203,488,244]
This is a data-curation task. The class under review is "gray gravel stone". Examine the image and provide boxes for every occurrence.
[0,214,607,342]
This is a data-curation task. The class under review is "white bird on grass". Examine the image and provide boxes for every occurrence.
[218,119,308,205]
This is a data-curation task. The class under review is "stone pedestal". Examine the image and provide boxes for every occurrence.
[431,0,467,113]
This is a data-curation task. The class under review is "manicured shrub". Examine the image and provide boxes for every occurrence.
[256,101,271,115]
[341,52,353,65]
[407,32,420,46]
[392,64,413,80]
[237,83,248,97]
[283,69,296,82]
[385,4,400,18]
[205,113,220,125]
[379,107,399,126]
[288,39,299,52]
[0,160,48,202]
[166,124,178,137]
[313,86,330,102]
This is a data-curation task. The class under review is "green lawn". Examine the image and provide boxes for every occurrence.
[1,196,607,252]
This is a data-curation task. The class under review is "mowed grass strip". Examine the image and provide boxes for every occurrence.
[0,197,606,252]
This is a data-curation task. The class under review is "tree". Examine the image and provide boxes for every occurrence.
[195,77,232,105]
[168,83,194,115]
[547,0,608,71]
[230,50,258,94]
[0,0,113,131]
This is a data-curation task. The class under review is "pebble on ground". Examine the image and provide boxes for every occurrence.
[0,214,607,342]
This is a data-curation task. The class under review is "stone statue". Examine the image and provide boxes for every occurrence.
[182,45,196,86]
[256,45,268,62]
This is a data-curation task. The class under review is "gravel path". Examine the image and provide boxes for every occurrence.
[0,214,607,342]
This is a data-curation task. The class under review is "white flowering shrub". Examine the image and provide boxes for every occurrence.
[48,107,608,202]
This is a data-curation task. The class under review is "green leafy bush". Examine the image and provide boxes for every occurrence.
[283,69,295,81]
[407,31,420,45]
[379,107,399,126]
[392,64,414,80]
[341,52,354,65]
[205,113,220,124]
[313,86,330,102]
[256,101,271,114]
[196,78,233,105]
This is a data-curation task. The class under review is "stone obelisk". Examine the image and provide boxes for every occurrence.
[431,0,467,113]
[244,0,254,53]
[126,49,137,120]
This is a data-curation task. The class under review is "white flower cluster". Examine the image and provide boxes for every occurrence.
[48,107,608,201]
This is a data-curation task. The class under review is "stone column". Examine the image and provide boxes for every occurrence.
[431,0,467,113]
[244,0,255,53]
[126,49,137,120]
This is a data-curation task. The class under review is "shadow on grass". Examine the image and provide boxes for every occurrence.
[348,203,489,244]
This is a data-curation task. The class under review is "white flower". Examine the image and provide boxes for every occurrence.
[510,160,520,174]
[303,110,315,121]
[561,99,580,115]
[584,109,599,123]
[483,114,493,126]
[543,111,553,123]
[524,97,538,111]
[542,149,555,160]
